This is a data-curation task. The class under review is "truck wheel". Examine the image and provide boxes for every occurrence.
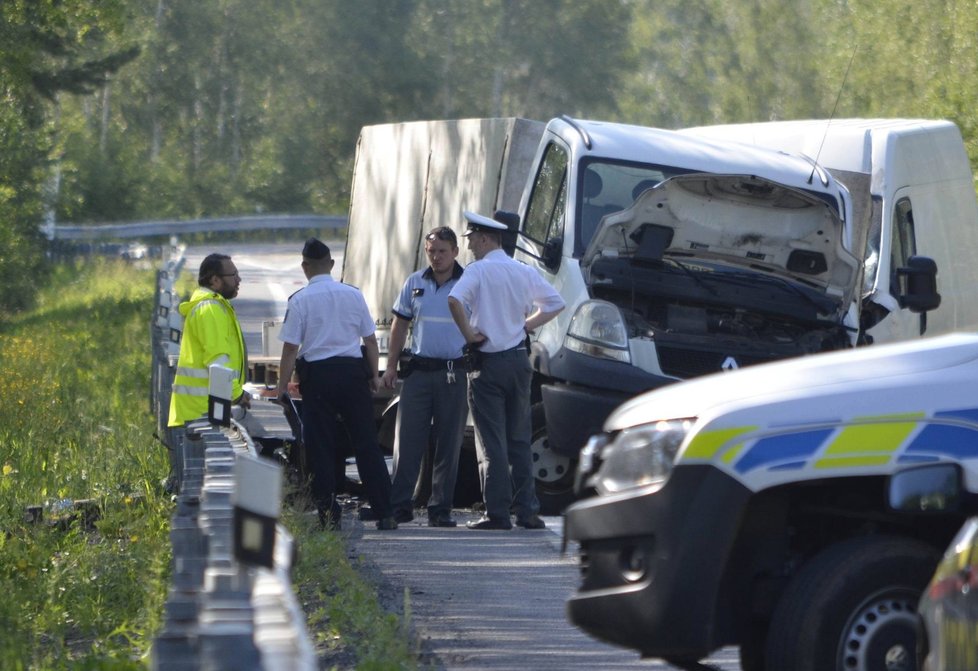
[764,535,938,671]
[531,403,577,515]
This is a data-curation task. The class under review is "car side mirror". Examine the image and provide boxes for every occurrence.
[887,463,963,513]
[897,255,941,313]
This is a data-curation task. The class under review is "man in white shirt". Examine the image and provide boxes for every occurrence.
[448,212,565,530]
[275,238,396,530]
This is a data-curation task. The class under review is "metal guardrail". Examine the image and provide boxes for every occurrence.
[47,214,347,241]
[149,246,314,670]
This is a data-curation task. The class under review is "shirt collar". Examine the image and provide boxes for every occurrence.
[309,274,335,285]
[422,261,464,282]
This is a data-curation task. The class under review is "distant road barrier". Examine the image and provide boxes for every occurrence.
[150,246,315,670]
[47,214,347,240]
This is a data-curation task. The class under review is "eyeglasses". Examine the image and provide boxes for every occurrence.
[218,272,240,278]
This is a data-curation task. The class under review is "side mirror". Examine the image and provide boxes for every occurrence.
[543,237,562,271]
[887,463,963,513]
[897,255,941,313]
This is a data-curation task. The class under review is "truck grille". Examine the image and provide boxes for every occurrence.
[657,346,769,378]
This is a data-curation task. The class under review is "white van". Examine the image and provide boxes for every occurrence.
[509,117,940,511]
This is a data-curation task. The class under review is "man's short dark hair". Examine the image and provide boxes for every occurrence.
[198,253,231,286]
[425,226,458,247]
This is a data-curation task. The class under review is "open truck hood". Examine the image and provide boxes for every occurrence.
[582,173,860,319]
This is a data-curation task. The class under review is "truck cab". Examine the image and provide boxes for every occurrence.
[512,116,872,512]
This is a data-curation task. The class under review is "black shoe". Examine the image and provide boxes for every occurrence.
[428,514,457,528]
[393,509,414,524]
[376,516,398,530]
[358,506,380,521]
[516,514,546,530]
[465,516,512,530]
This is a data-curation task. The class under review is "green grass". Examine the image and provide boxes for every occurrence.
[0,258,417,670]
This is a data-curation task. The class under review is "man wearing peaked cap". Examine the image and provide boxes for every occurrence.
[275,237,397,531]
[461,210,509,236]
[448,210,565,530]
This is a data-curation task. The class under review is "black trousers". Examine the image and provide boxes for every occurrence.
[299,357,392,520]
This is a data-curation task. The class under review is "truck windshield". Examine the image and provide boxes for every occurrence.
[577,159,691,255]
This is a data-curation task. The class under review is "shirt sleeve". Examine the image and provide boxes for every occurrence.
[278,298,303,345]
[356,291,376,338]
[448,266,478,307]
[529,269,566,313]
[391,276,415,320]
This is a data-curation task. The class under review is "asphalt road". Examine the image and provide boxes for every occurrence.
[181,241,743,670]
[343,507,743,671]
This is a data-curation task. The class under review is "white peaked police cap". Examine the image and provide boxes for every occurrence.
[461,210,509,236]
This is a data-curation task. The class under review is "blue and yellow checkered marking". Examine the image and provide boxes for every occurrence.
[682,409,978,478]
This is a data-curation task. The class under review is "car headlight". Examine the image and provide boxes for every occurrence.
[564,299,630,363]
[593,419,692,495]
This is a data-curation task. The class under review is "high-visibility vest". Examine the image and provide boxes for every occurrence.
[167,288,247,427]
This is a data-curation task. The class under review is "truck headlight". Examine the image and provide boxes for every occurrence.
[564,299,630,363]
[593,419,692,495]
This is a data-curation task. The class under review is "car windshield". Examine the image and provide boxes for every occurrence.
[577,159,691,253]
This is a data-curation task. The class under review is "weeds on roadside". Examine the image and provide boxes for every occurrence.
[0,259,171,669]
[0,257,419,670]
[285,502,419,671]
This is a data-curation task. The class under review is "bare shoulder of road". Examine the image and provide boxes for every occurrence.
[341,508,742,671]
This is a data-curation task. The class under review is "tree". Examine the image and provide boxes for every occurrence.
[0,0,136,315]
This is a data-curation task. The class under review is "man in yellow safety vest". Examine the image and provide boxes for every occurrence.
[167,252,248,431]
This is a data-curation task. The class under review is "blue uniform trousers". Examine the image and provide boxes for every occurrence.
[468,348,539,522]
[390,368,468,517]
[299,357,392,521]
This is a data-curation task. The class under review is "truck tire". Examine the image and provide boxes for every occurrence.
[531,403,577,515]
[763,535,938,671]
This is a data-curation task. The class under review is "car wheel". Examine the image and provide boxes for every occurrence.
[764,535,938,671]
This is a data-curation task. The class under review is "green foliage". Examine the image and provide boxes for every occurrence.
[0,0,136,315]
[0,259,171,669]
[9,0,978,313]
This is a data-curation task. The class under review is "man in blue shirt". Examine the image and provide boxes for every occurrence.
[380,227,468,527]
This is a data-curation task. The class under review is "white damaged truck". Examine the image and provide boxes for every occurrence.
[343,116,972,513]
[508,117,977,512]
[564,331,978,671]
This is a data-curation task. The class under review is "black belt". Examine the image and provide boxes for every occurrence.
[307,356,362,366]
[411,355,465,371]
[480,345,526,359]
